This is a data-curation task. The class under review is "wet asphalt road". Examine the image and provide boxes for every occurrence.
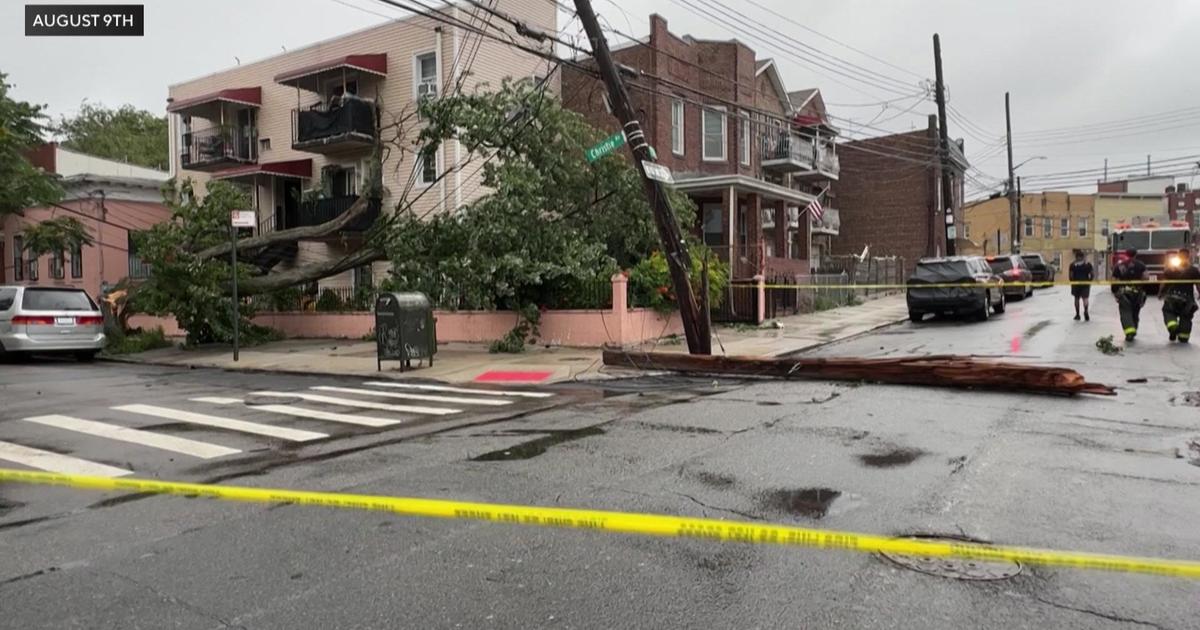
[1,286,1199,629]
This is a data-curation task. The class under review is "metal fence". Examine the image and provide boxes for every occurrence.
[712,282,760,323]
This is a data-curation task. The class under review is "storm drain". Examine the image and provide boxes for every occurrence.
[879,535,1022,581]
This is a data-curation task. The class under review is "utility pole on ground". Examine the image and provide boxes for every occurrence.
[1005,92,1017,254]
[573,0,710,354]
[933,34,956,256]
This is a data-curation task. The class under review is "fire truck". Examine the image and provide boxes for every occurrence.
[1108,220,1194,294]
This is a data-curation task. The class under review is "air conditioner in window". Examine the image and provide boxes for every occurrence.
[787,206,800,227]
[761,207,775,229]
[417,81,438,99]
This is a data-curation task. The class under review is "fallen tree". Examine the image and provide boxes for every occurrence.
[602,350,1116,396]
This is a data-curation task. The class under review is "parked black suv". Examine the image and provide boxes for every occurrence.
[907,256,1006,322]
[1021,253,1056,286]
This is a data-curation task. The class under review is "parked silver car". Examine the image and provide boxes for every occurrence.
[0,286,106,361]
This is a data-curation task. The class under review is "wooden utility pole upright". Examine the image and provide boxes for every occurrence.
[573,0,710,354]
[933,34,956,256]
[1005,92,1017,254]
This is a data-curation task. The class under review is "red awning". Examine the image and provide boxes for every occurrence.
[167,87,262,114]
[274,54,388,88]
[212,159,313,181]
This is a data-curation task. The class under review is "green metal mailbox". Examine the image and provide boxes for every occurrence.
[375,292,436,372]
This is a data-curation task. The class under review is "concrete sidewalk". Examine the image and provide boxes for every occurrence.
[111,294,910,383]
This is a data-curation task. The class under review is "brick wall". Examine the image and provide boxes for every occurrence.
[832,121,943,275]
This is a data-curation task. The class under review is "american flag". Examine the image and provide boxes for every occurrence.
[804,196,824,221]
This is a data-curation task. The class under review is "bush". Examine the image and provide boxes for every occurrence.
[629,247,728,314]
[488,305,541,353]
[104,327,172,355]
[315,289,345,312]
[267,286,303,312]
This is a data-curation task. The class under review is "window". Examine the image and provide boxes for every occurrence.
[1043,217,1052,238]
[353,264,373,290]
[12,235,23,281]
[0,288,15,311]
[27,250,38,281]
[50,250,65,280]
[702,108,726,162]
[1023,217,1033,237]
[70,244,83,278]
[670,99,684,155]
[702,203,723,247]
[418,147,438,185]
[1077,217,1088,237]
[737,204,747,247]
[1101,218,1110,236]
[964,222,970,239]
[739,111,750,165]
[1060,217,1069,237]
[414,52,438,101]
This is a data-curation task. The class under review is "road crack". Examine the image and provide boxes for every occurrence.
[1031,594,1170,630]
[670,491,763,521]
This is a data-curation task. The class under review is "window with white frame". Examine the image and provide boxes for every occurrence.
[415,52,438,101]
[1043,217,1052,238]
[702,107,726,162]
[419,147,439,185]
[671,99,684,155]
[1101,218,1110,236]
[1078,217,1088,237]
[1060,217,1069,237]
[70,244,83,278]
[739,111,750,165]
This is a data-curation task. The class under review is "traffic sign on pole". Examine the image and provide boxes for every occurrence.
[585,131,626,163]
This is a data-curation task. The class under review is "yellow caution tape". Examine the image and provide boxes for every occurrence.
[730,279,1199,290]
[3,468,1198,579]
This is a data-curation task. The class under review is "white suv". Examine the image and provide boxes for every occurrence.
[0,286,106,361]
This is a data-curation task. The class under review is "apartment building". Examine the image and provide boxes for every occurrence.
[1,143,170,296]
[166,1,556,289]
[561,14,833,280]
[1166,182,1197,230]
[830,116,967,276]
[962,192,1096,270]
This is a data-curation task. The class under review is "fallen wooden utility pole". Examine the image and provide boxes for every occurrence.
[603,350,1116,396]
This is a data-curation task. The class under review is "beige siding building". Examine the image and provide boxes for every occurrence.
[166,1,556,288]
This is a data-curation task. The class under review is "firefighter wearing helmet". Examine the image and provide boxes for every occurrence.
[1160,248,1200,343]
[1111,248,1148,341]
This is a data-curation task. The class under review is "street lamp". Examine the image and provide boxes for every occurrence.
[1010,156,1047,253]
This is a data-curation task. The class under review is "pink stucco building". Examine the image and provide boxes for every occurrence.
[1,143,171,299]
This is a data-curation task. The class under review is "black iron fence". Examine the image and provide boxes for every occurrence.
[295,195,382,231]
[711,281,760,323]
[180,126,256,168]
[293,98,375,148]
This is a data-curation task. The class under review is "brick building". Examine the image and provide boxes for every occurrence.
[562,14,834,280]
[1166,183,1198,230]
[830,116,967,275]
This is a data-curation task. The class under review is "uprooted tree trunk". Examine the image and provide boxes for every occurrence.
[603,350,1117,396]
[200,133,390,296]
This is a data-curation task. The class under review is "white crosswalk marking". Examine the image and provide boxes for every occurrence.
[190,397,402,428]
[0,440,132,477]
[21,415,241,460]
[252,391,461,416]
[113,404,327,442]
[362,381,554,398]
[312,386,512,407]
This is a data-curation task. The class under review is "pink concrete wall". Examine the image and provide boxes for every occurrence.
[128,308,681,348]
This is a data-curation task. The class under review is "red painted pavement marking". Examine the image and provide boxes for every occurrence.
[474,370,553,383]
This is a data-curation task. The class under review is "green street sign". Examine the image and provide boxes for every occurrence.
[585,131,626,163]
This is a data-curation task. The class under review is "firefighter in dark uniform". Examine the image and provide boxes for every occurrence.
[1160,248,1200,343]
[1111,248,1148,341]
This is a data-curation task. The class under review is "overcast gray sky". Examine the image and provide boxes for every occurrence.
[5,0,1199,195]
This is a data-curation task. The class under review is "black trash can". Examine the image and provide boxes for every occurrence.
[375,292,437,372]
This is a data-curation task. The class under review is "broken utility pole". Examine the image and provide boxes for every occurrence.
[603,350,1116,396]
[573,0,711,355]
[933,33,956,256]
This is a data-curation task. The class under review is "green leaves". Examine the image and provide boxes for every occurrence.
[385,78,696,310]
[0,71,62,217]
[20,216,94,256]
[55,102,169,171]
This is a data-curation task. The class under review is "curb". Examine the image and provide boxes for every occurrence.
[768,313,910,359]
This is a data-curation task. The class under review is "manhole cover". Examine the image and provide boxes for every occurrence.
[879,535,1022,581]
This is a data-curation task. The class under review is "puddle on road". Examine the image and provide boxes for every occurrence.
[759,487,841,519]
[470,426,605,461]
[1024,320,1053,339]
[859,448,925,468]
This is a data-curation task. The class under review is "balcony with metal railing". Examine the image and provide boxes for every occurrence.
[295,195,382,234]
[811,207,840,235]
[179,126,257,171]
[292,97,376,155]
[795,138,839,181]
[761,131,815,173]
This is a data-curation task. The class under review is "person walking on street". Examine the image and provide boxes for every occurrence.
[1111,248,1148,341]
[1068,250,1094,321]
[1160,248,1200,343]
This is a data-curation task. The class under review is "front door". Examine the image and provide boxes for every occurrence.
[278,179,302,230]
